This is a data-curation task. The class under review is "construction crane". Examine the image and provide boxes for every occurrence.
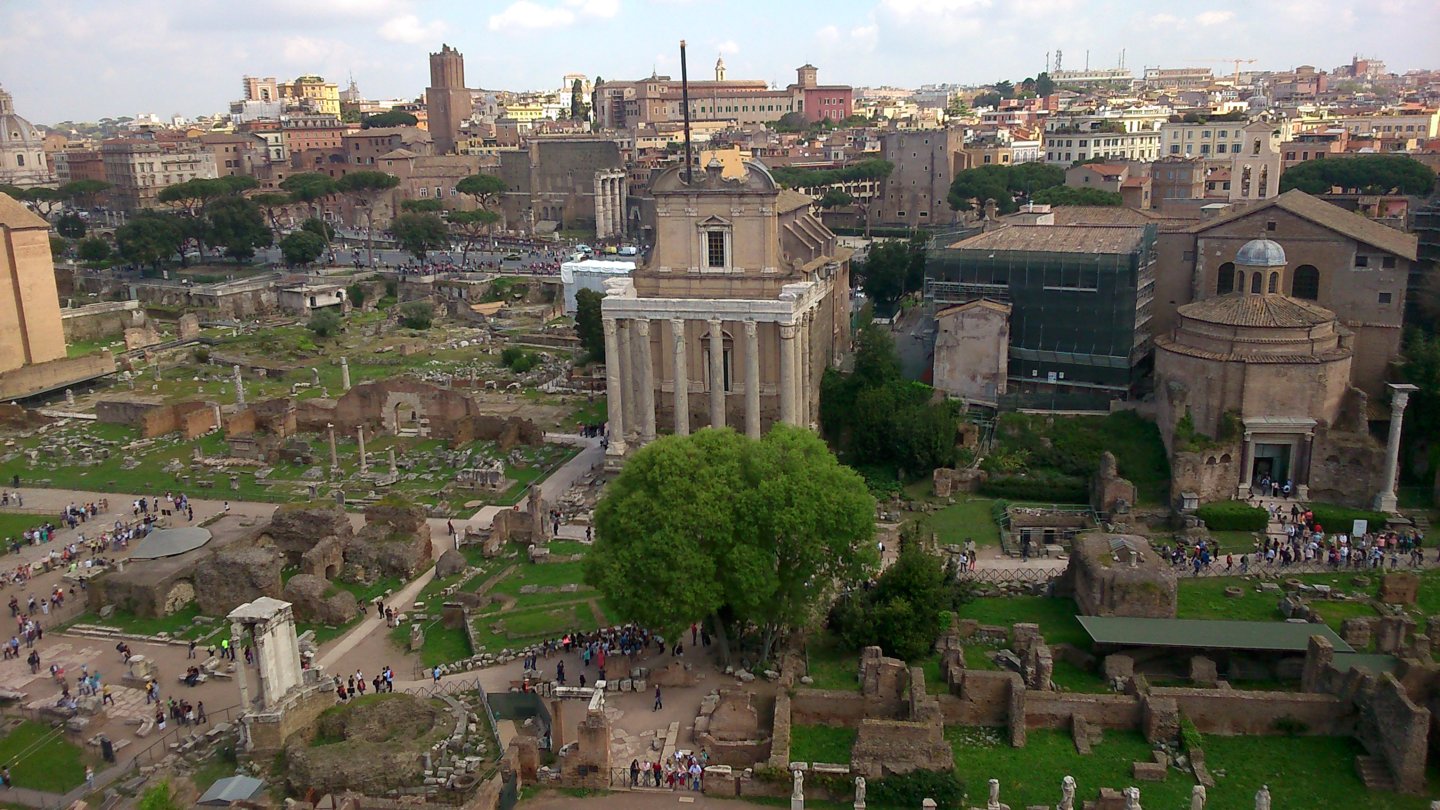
[1191,57,1258,86]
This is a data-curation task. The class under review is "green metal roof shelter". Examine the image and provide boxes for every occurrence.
[1077,616,1354,653]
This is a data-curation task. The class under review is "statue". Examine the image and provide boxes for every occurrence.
[854,776,865,807]
[792,770,804,801]
[1254,785,1270,810]
[1059,776,1075,810]
[1191,785,1206,810]
[1124,786,1141,810]
[987,778,1000,810]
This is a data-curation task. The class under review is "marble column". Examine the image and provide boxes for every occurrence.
[635,318,656,443]
[231,623,252,712]
[744,320,761,439]
[1236,432,1253,498]
[779,321,798,426]
[327,423,338,471]
[356,427,367,473]
[800,311,814,427]
[618,319,637,441]
[340,357,351,390]
[617,176,629,238]
[602,318,627,456]
[1375,383,1418,512]
[233,365,245,407]
[671,318,690,436]
[388,447,398,476]
[708,318,726,428]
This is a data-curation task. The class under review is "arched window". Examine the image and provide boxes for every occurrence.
[1216,262,1235,294]
[15,154,23,167]
[1268,272,1279,293]
[1292,265,1320,300]
[1250,271,1262,293]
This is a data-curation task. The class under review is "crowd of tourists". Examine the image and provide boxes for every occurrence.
[1161,503,1428,574]
[334,666,397,701]
[629,751,708,790]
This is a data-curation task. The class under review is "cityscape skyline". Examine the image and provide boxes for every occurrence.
[1,0,1437,124]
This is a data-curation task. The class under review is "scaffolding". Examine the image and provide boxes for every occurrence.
[926,225,1156,409]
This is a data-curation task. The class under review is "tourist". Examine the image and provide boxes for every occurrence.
[197,701,207,724]
[85,766,94,790]
[432,664,442,684]
[155,709,166,732]
[630,759,640,787]
[188,640,197,659]
[653,685,662,711]
[1,766,10,788]
[102,685,113,705]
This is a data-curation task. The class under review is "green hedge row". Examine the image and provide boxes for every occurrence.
[978,474,1087,503]
[1195,501,1268,531]
[1308,504,1388,532]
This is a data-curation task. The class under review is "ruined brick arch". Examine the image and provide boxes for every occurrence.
[1206,456,1217,465]
[325,563,338,578]
[1220,453,1232,463]
[1326,454,1342,464]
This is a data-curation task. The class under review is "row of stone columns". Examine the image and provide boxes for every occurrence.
[604,313,814,455]
[594,172,627,240]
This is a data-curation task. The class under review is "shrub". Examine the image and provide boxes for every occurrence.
[830,541,950,661]
[307,309,342,338]
[1180,715,1202,752]
[193,346,211,363]
[501,346,539,373]
[397,301,432,330]
[978,473,1087,503]
[1307,504,1387,533]
[869,770,966,810]
[1195,501,1268,532]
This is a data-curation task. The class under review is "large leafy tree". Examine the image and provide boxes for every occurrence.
[1031,185,1123,206]
[116,213,184,269]
[446,208,501,264]
[280,172,340,238]
[279,230,326,266]
[571,79,585,120]
[947,162,1065,214]
[586,427,877,664]
[336,170,400,267]
[574,287,605,361]
[249,192,292,236]
[858,238,927,315]
[207,196,272,261]
[389,212,449,260]
[77,236,111,264]
[831,533,951,661]
[456,173,507,214]
[362,110,419,128]
[56,213,87,239]
[1280,154,1436,196]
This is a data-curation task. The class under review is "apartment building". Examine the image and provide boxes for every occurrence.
[100,140,219,212]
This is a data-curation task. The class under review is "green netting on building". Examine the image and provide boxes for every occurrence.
[925,224,1157,396]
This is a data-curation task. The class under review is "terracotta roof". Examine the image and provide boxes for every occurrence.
[1177,293,1336,328]
[379,148,417,159]
[946,224,1148,254]
[0,193,48,230]
[1084,163,1127,178]
[1034,206,1187,228]
[1120,177,1149,188]
[1187,189,1418,260]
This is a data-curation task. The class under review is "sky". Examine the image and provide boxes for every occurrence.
[1,0,1436,124]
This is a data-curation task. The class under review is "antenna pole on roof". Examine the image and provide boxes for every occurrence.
[680,39,694,185]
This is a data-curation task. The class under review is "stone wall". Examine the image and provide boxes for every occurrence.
[86,563,196,618]
[1170,447,1242,504]
[790,690,868,726]
[1307,426,1386,508]
[1056,533,1178,619]
[297,379,543,449]
[96,397,218,439]
[1023,691,1143,731]
[1355,673,1430,794]
[193,546,284,616]
[850,718,952,779]
[61,300,145,343]
[345,499,433,581]
[0,351,116,400]
[937,670,1013,727]
[1151,687,1352,736]
[767,692,792,769]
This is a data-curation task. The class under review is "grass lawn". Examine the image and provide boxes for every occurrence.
[1176,574,1381,637]
[1199,735,1438,810]
[805,632,859,691]
[0,721,89,793]
[67,604,220,642]
[790,725,856,765]
[922,497,1002,547]
[956,597,1090,649]
[188,749,241,793]
[950,726,1185,809]
[391,618,473,667]
[0,513,48,543]
[1050,658,1110,693]
[470,601,600,652]
[992,411,1170,506]
[1208,530,1264,553]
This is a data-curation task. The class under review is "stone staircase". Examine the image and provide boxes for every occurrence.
[1355,755,1396,792]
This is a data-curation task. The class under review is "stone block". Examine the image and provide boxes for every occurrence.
[1380,572,1419,605]
[1132,760,1167,782]
[1189,655,1218,688]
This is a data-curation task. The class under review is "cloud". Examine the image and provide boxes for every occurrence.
[488,1,577,30]
[567,0,621,17]
[1149,9,1234,28]
[1195,10,1235,25]
[378,13,447,43]
[715,39,739,55]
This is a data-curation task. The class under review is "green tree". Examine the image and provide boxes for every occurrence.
[307,309,342,338]
[207,196,272,261]
[362,109,419,128]
[574,287,605,362]
[1035,71,1056,97]
[337,170,401,267]
[586,427,877,664]
[58,179,111,200]
[456,173,507,213]
[280,173,340,234]
[278,230,326,266]
[446,208,501,264]
[993,80,1015,99]
[139,781,182,810]
[818,188,855,208]
[250,192,292,236]
[56,212,86,239]
[346,282,367,309]
[301,217,335,242]
[972,91,1002,108]
[157,178,225,216]
[398,300,434,329]
[831,538,950,660]
[77,236,111,264]
[1280,154,1436,196]
[571,79,585,120]
[50,235,69,257]
[1030,185,1124,206]
[947,163,1065,214]
[400,198,445,213]
[859,240,912,314]
[389,212,449,260]
[116,214,183,269]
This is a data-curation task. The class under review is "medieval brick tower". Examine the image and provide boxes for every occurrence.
[426,44,471,155]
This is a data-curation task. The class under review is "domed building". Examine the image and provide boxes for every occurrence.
[1156,238,1391,504]
[0,85,53,188]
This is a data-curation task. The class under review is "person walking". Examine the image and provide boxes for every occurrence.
[85,765,95,790]
[432,665,442,684]
[653,685,662,711]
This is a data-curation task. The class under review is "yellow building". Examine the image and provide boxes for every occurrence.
[284,76,341,117]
